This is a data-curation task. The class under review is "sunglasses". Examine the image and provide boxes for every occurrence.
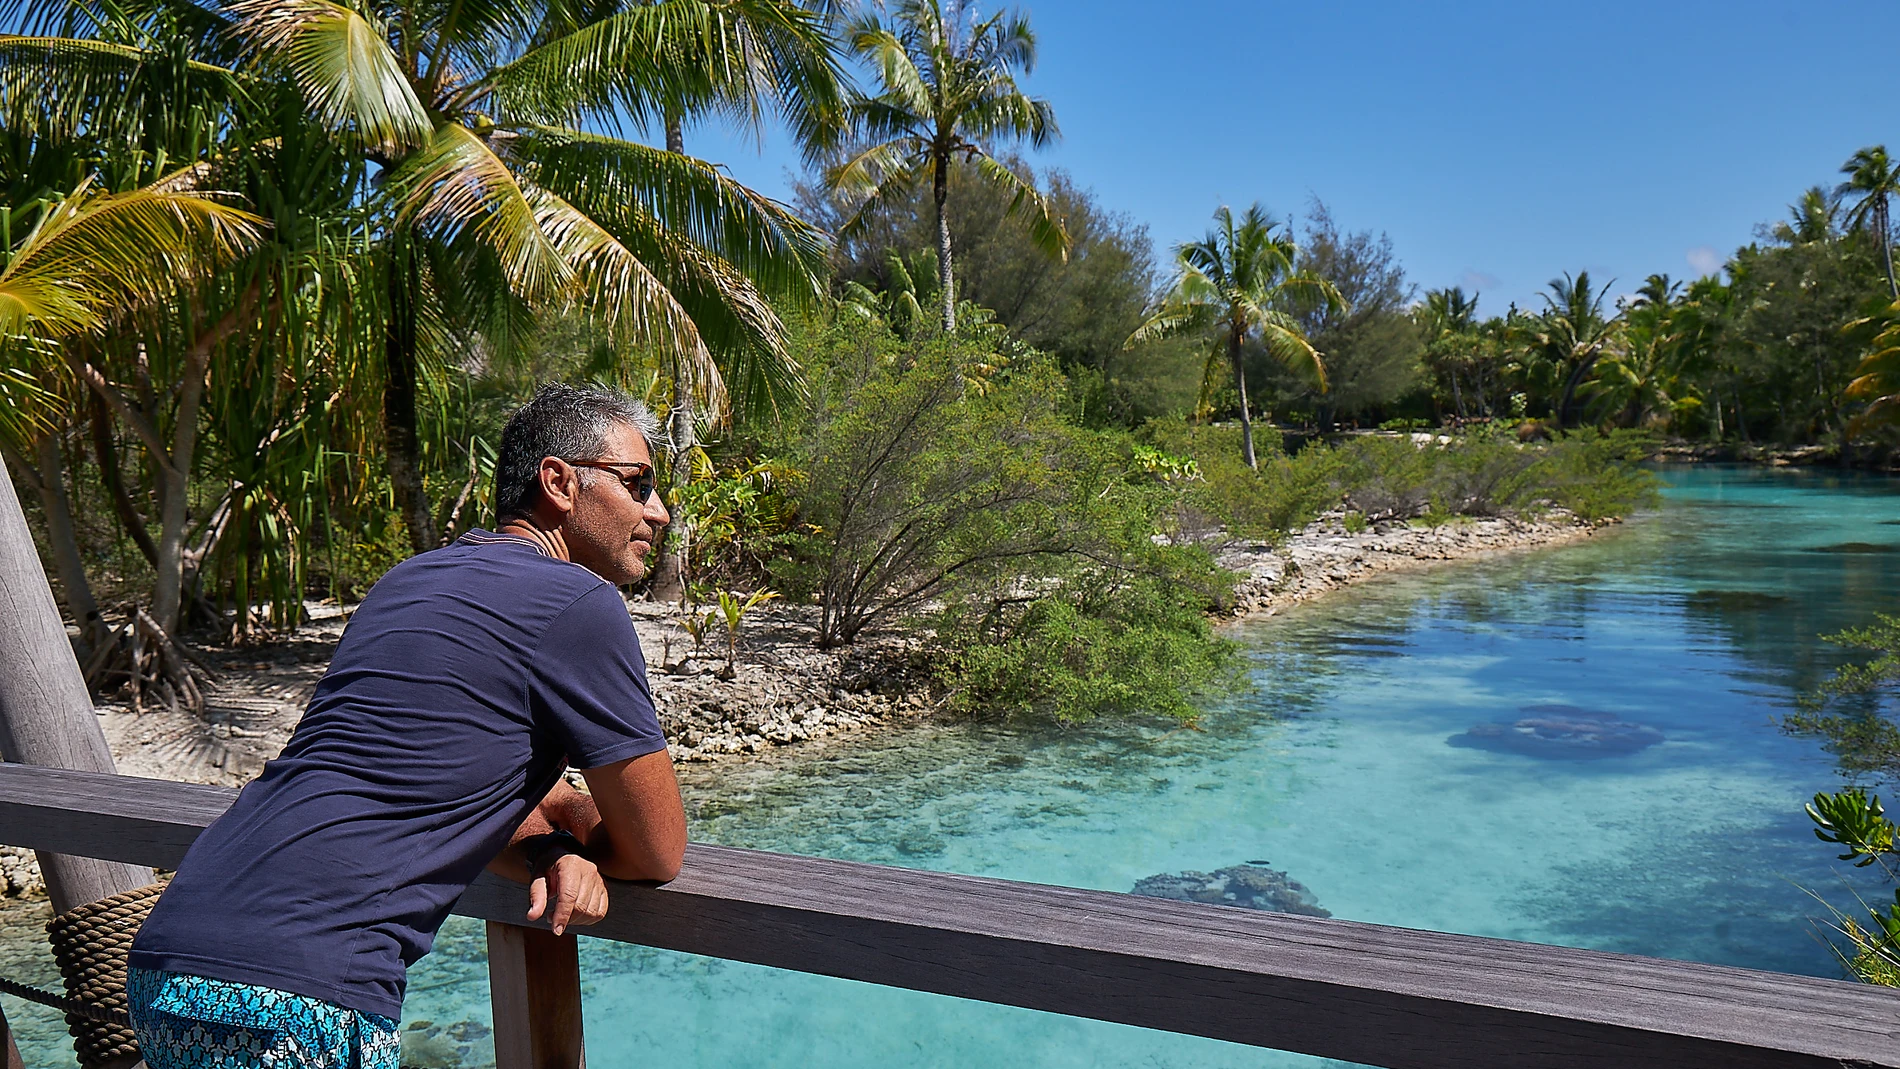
[563,459,658,503]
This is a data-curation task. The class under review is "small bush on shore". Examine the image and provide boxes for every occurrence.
[934,544,1241,723]
[1140,418,1338,538]
[1144,421,1656,535]
[778,321,1241,721]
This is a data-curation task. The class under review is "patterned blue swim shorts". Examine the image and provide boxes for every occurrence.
[125,967,401,1069]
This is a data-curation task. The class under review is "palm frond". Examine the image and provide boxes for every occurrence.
[523,179,726,415]
[477,4,698,130]
[387,123,569,301]
[0,34,239,140]
[0,356,64,454]
[479,0,845,157]
[227,0,430,151]
[499,125,828,300]
[589,194,805,421]
[845,20,931,117]
[971,152,1067,260]
[829,142,927,241]
[1259,320,1327,390]
[0,176,265,339]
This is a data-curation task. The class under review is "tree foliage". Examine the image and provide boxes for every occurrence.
[826,0,1066,334]
[1130,204,1341,468]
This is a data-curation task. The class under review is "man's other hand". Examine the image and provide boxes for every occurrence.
[527,853,608,935]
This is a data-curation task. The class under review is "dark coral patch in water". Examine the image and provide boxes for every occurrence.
[1808,542,1898,554]
[1684,590,1794,612]
[1448,705,1664,760]
[1132,862,1331,917]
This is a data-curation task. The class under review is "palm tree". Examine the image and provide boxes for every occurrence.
[1583,275,1702,429]
[1775,186,1838,246]
[1128,204,1341,468]
[1527,271,1620,429]
[827,0,1067,334]
[1840,146,1900,300]
[1418,286,1482,418]
[0,175,263,691]
[1845,295,1900,435]
[213,0,844,552]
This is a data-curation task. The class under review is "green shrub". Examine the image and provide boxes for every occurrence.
[1784,614,1900,783]
[670,456,806,591]
[1141,419,1656,535]
[782,320,1242,721]
[1141,417,1336,538]
[934,544,1240,723]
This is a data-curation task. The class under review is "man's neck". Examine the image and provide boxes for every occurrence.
[498,520,570,562]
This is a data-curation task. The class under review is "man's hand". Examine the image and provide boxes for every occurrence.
[527,852,608,936]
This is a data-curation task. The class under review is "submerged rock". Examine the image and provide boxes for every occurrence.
[1809,542,1898,554]
[1131,861,1331,917]
[1683,590,1793,613]
[1448,705,1663,759]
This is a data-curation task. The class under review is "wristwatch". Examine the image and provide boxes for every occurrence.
[523,830,583,878]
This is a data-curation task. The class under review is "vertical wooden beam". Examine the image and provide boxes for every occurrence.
[0,454,153,913]
[0,1000,24,1069]
[486,922,585,1069]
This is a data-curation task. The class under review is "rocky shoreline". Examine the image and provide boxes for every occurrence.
[0,509,1607,899]
[1216,509,1604,617]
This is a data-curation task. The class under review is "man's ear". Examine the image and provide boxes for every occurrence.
[536,457,580,517]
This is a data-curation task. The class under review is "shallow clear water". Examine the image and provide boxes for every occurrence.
[6,465,1897,1068]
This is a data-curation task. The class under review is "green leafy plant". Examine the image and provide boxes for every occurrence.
[1784,614,1900,780]
[1810,789,1899,870]
[934,544,1240,723]
[675,608,717,664]
[714,589,779,680]
[1803,789,1900,985]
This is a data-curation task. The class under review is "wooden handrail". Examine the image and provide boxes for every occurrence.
[0,764,1895,1069]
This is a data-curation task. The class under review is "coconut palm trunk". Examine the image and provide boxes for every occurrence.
[934,154,956,333]
[648,115,693,601]
[1228,323,1258,468]
[383,244,436,554]
[1881,196,1897,300]
[648,390,695,602]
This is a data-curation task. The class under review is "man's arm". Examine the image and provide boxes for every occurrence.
[487,779,613,934]
[488,778,603,882]
[579,748,687,882]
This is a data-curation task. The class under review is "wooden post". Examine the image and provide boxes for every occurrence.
[0,1001,24,1069]
[486,922,585,1069]
[0,456,153,911]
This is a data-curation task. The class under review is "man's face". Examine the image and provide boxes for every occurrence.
[562,423,670,585]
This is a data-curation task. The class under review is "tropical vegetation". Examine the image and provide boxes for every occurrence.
[3,0,1880,732]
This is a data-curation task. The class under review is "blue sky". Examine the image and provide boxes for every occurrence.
[688,0,1900,315]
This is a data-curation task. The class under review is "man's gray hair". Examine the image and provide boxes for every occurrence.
[494,383,665,521]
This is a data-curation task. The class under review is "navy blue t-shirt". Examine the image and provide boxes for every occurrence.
[129,531,667,1018]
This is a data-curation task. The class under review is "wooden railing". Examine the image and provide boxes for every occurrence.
[0,764,1895,1069]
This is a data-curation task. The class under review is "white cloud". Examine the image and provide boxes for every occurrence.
[1685,246,1722,276]
[1460,270,1501,292]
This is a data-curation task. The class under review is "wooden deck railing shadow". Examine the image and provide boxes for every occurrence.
[0,763,1895,1069]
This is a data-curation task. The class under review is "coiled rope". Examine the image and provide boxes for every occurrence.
[44,883,161,1068]
[0,973,130,1028]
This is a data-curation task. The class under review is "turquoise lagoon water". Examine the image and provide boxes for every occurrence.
[7,464,1898,1068]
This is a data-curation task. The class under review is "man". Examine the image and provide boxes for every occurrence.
[126,383,687,1068]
